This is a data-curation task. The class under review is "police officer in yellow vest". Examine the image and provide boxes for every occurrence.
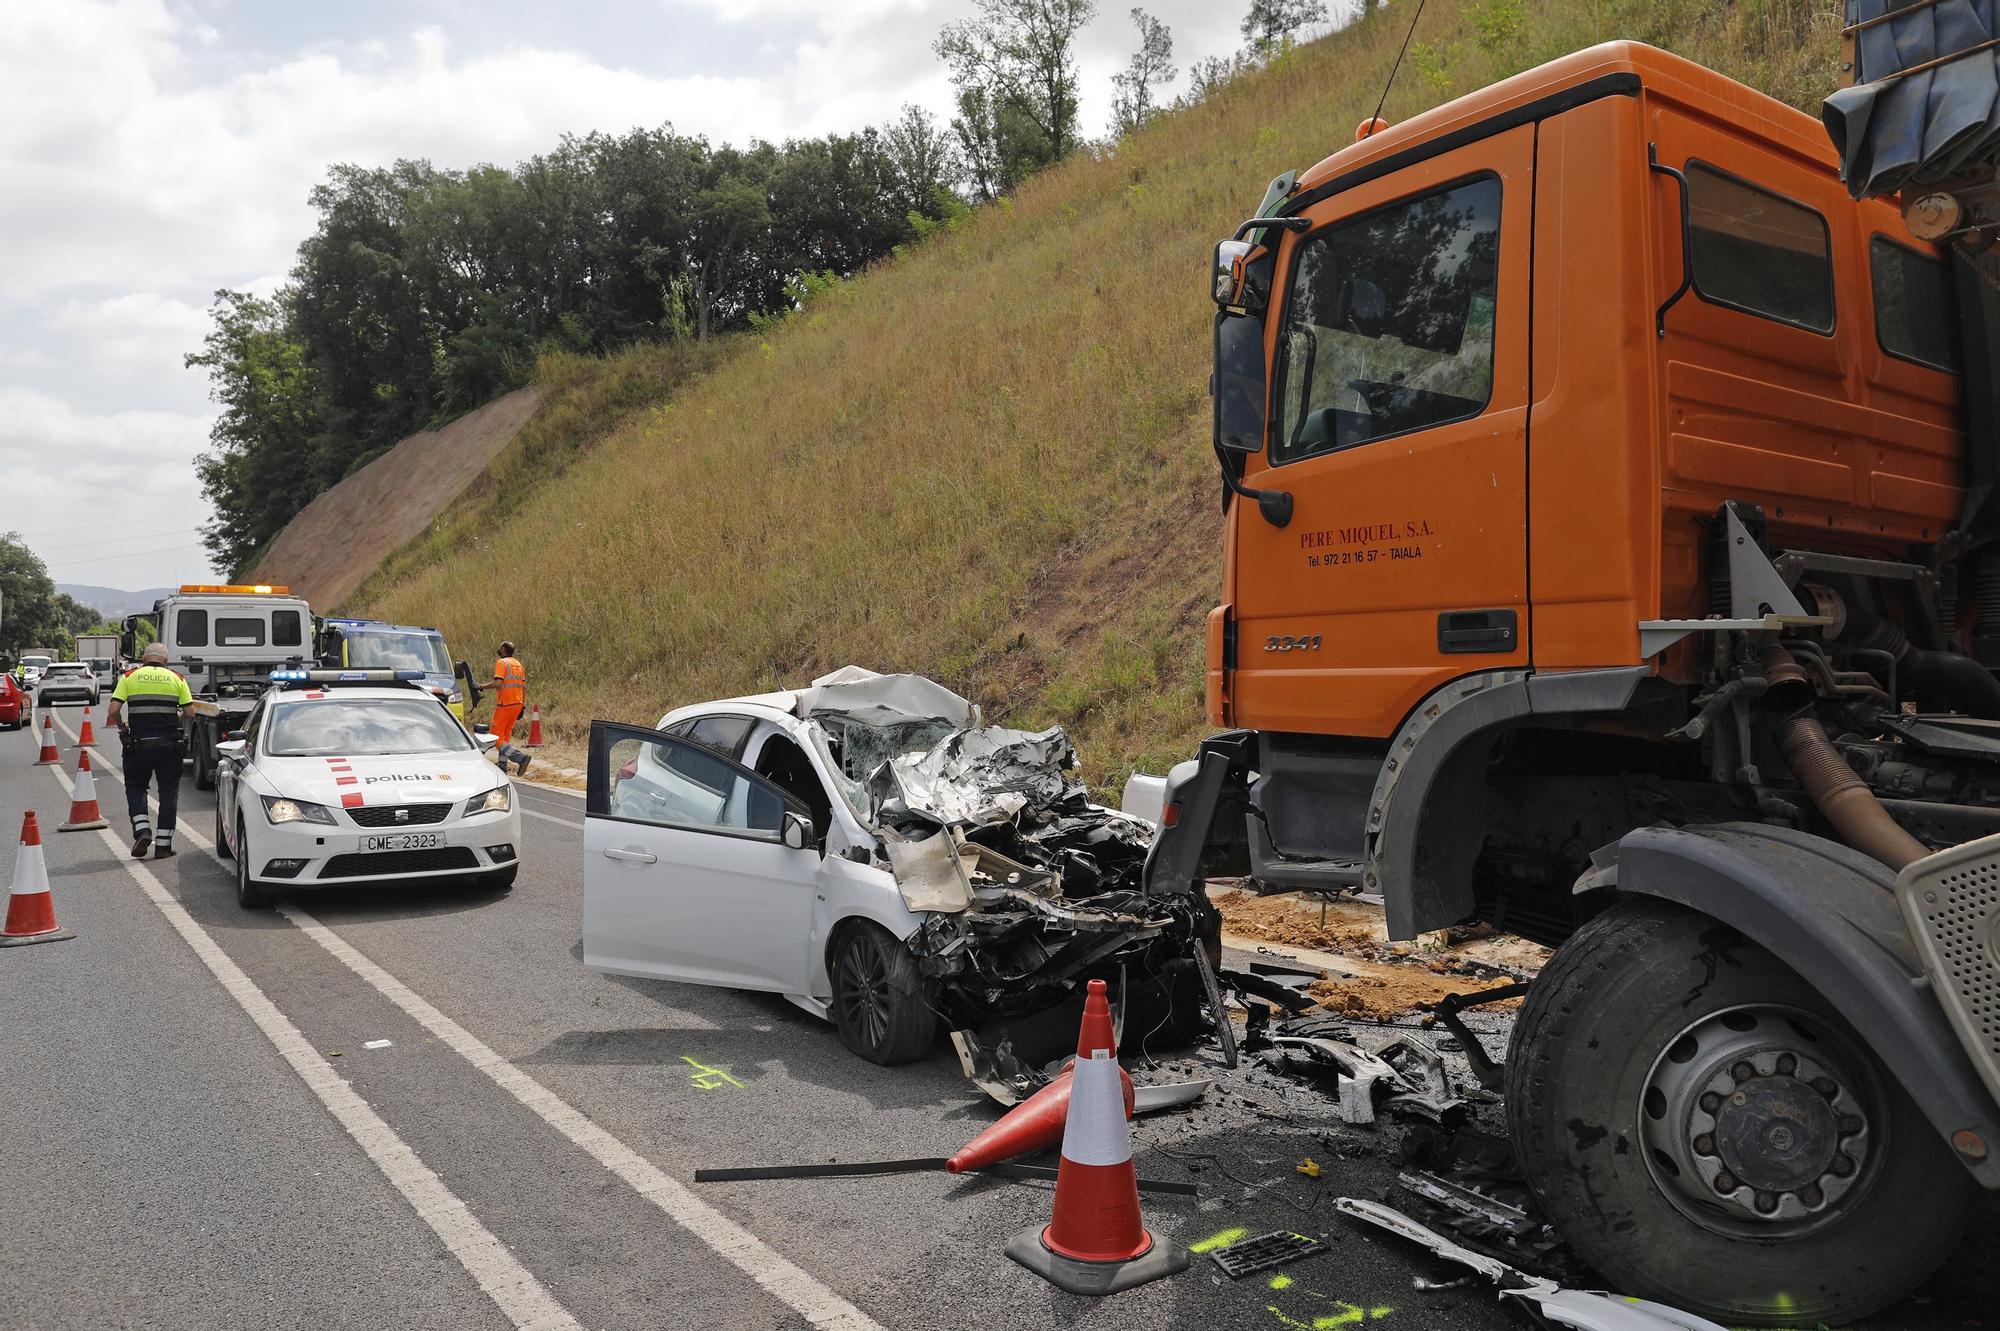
[106,642,194,859]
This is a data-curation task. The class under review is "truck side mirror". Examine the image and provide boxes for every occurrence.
[1213,312,1268,453]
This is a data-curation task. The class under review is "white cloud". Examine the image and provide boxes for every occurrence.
[0,0,1268,588]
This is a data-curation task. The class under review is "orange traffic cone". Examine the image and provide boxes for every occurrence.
[33,712,60,765]
[72,704,97,748]
[59,751,110,832]
[1004,979,1188,1294]
[1,812,75,946]
[526,704,544,748]
[948,1058,1135,1175]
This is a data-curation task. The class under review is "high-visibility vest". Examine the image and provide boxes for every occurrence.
[112,664,192,740]
[493,657,526,707]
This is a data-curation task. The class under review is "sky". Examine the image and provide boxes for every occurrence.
[0,0,1270,594]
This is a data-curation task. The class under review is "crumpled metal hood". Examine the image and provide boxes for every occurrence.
[793,665,976,729]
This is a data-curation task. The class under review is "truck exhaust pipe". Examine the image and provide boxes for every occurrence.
[1777,715,1929,870]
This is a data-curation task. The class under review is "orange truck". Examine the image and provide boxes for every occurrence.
[1146,40,2000,1325]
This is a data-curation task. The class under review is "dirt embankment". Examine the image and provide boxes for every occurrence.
[1211,887,1550,1021]
[250,386,541,609]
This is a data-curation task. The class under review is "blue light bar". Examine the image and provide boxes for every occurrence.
[267,668,427,686]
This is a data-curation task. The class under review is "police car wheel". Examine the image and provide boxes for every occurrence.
[213,799,233,859]
[235,819,272,909]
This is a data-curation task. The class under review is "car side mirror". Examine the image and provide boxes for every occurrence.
[781,810,814,852]
[216,739,247,759]
[475,732,499,753]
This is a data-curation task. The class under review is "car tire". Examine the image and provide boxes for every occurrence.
[1506,896,1975,1327]
[829,922,936,1066]
[214,798,233,860]
[235,818,273,909]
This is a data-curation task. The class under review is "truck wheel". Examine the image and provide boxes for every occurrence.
[193,739,215,792]
[1507,897,1974,1326]
[235,819,272,909]
[829,922,935,1065]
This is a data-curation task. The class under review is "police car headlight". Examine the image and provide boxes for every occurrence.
[262,795,336,826]
[471,787,511,815]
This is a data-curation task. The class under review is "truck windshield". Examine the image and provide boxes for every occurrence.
[1272,176,1501,463]
[346,629,451,674]
[265,698,469,756]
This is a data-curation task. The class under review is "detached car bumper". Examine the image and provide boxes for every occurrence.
[249,810,523,884]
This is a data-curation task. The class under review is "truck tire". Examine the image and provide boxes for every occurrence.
[193,734,215,791]
[1507,896,1975,1326]
[828,921,935,1065]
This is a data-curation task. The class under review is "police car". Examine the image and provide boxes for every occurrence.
[213,669,522,908]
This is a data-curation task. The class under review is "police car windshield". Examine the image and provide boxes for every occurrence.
[266,697,470,757]
[345,629,450,674]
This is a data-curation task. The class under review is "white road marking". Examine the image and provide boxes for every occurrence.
[41,760,582,1331]
[518,806,582,829]
[54,711,883,1331]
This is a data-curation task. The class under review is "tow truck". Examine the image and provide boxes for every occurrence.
[121,584,313,790]
[1145,38,2000,1325]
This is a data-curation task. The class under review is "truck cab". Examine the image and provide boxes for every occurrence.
[1164,41,2000,1324]
[123,584,314,789]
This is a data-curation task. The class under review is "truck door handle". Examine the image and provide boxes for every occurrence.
[603,847,658,864]
[1438,609,1518,654]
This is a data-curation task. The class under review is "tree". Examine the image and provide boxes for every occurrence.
[935,0,1096,197]
[884,105,961,214]
[185,290,323,575]
[0,533,62,658]
[1109,9,1175,138]
[1241,0,1328,54]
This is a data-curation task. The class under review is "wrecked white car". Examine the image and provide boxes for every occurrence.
[581,667,1214,1068]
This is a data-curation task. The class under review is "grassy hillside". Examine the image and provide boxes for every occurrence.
[350,0,1843,788]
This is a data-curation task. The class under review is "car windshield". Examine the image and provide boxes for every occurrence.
[265,697,470,757]
[810,713,962,819]
[44,665,87,679]
[345,629,451,674]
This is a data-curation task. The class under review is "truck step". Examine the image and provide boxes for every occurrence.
[1251,857,1367,891]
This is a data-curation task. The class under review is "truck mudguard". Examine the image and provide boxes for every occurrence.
[1586,822,2000,1187]
[1367,666,1648,939]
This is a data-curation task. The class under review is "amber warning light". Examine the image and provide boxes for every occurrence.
[178,584,289,595]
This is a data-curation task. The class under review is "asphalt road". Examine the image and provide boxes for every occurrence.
[1,706,1993,1331]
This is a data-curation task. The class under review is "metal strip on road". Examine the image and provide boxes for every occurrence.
[45,709,883,1331]
[40,759,584,1331]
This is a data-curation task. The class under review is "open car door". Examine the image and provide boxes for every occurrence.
[583,720,819,994]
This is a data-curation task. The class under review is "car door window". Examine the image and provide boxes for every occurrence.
[1272,175,1501,463]
[686,714,755,759]
[591,722,792,838]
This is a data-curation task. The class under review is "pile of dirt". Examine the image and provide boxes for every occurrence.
[250,386,540,609]
[1213,886,1549,1020]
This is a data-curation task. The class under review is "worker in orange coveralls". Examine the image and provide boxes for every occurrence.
[487,641,530,775]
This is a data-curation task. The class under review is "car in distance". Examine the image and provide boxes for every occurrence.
[34,662,101,708]
[0,674,27,729]
[15,654,53,688]
[214,669,522,908]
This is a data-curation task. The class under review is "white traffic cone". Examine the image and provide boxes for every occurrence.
[59,750,110,832]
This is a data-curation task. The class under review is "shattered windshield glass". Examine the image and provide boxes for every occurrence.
[812,714,960,816]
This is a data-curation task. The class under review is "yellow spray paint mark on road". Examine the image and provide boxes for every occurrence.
[1268,1275,1294,1291]
[1265,1293,1394,1330]
[1190,1226,1250,1253]
[680,1056,744,1091]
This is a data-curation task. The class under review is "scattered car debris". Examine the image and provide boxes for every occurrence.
[689,1156,1198,1196]
[1336,1197,1729,1330]
[1262,1020,1466,1126]
[1207,1230,1326,1279]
